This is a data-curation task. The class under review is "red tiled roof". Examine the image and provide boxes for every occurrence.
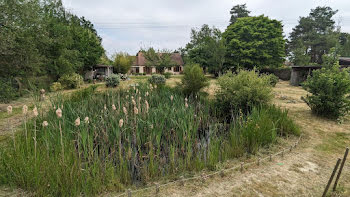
[134,51,184,67]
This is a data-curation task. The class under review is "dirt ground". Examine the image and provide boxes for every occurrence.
[1,80,350,197]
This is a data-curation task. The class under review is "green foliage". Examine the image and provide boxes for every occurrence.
[302,62,350,119]
[223,15,285,70]
[288,6,338,65]
[184,24,226,75]
[216,69,273,119]
[142,48,177,74]
[163,72,172,79]
[0,0,104,101]
[106,74,120,88]
[229,4,251,25]
[0,78,20,103]
[0,84,299,196]
[112,52,134,74]
[148,74,166,86]
[58,73,84,89]
[268,74,279,87]
[230,105,300,154]
[181,63,209,96]
[50,82,63,92]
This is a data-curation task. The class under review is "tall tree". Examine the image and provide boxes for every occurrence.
[229,4,251,25]
[223,15,285,70]
[184,24,226,76]
[288,6,338,64]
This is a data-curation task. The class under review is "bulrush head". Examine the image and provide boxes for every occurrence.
[75,117,81,127]
[84,117,89,124]
[112,104,117,111]
[123,106,128,115]
[7,105,12,114]
[104,104,107,111]
[33,106,39,117]
[185,102,189,108]
[119,119,124,128]
[42,121,48,127]
[56,108,62,118]
[132,99,136,106]
[22,105,28,115]
[170,95,174,101]
[185,98,188,102]
[146,91,149,96]
[134,106,139,115]
[145,100,149,113]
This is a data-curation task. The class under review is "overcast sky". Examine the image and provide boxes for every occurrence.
[61,0,350,57]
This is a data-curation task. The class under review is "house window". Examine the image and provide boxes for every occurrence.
[174,66,181,72]
[135,67,139,73]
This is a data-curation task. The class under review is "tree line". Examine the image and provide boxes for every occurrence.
[0,0,104,101]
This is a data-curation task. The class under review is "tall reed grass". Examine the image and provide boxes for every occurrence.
[0,84,299,196]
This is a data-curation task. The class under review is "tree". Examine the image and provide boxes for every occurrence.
[339,33,350,57]
[229,4,251,25]
[223,15,285,70]
[184,24,226,76]
[288,6,338,65]
[181,63,209,96]
[142,48,176,74]
[112,52,134,74]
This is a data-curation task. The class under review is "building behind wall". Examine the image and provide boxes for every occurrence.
[131,51,184,75]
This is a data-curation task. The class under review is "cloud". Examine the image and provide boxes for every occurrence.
[62,0,350,56]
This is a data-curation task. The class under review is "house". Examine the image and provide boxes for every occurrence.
[84,64,113,80]
[131,51,184,75]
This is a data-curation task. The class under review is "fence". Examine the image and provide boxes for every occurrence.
[113,134,303,197]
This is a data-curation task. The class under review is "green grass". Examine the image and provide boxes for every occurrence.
[0,84,299,196]
[316,132,350,153]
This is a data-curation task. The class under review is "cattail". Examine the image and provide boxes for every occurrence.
[7,105,12,114]
[84,117,89,124]
[53,105,56,109]
[150,124,154,129]
[42,121,48,127]
[61,104,63,109]
[185,102,189,108]
[22,105,28,115]
[33,106,39,117]
[75,117,81,127]
[154,85,157,89]
[56,108,62,118]
[123,107,128,115]
[170,95,174,101]
[104,104,107,110]
[126,95,129,99]
[145,100,149,113]
[119,119,124,128]
[138,97,141,101]
[112,104,117,111]
[132,99,136,106]
[185,98,188,102]
[146,91,149,96]
[134,106,139,115]
[150,84,153,89]
[136,89,139,94]
[133,86,136,90]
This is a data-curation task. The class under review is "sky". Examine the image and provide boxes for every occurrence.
[61,0,350,57]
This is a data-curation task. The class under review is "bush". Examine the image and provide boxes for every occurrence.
[58,73,83,89]
[216,69,273,119]
[181,63,209,96]
[50,82,63,92]
[106,74,120,88]
[119,74,128,81]
[148,74,166,86]
[0,78,20,103]
[302,63,350,119]
[268,74,279,87]
[163,72,172,79]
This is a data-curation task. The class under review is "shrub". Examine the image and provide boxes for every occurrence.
[148,74,166,86]
[0,78,20,103]
[302,63,350,119]
[181,63,209,96]
[216,69,273,119]
[163,72,172,79]
[58,73,83,89]
[268,74,279,87]
[50,82,63,92]
[106,74,120,88]
[119,74,128,81]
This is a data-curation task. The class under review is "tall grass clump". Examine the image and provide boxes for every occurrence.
[0,82,298,196]
[180,63,209,96]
